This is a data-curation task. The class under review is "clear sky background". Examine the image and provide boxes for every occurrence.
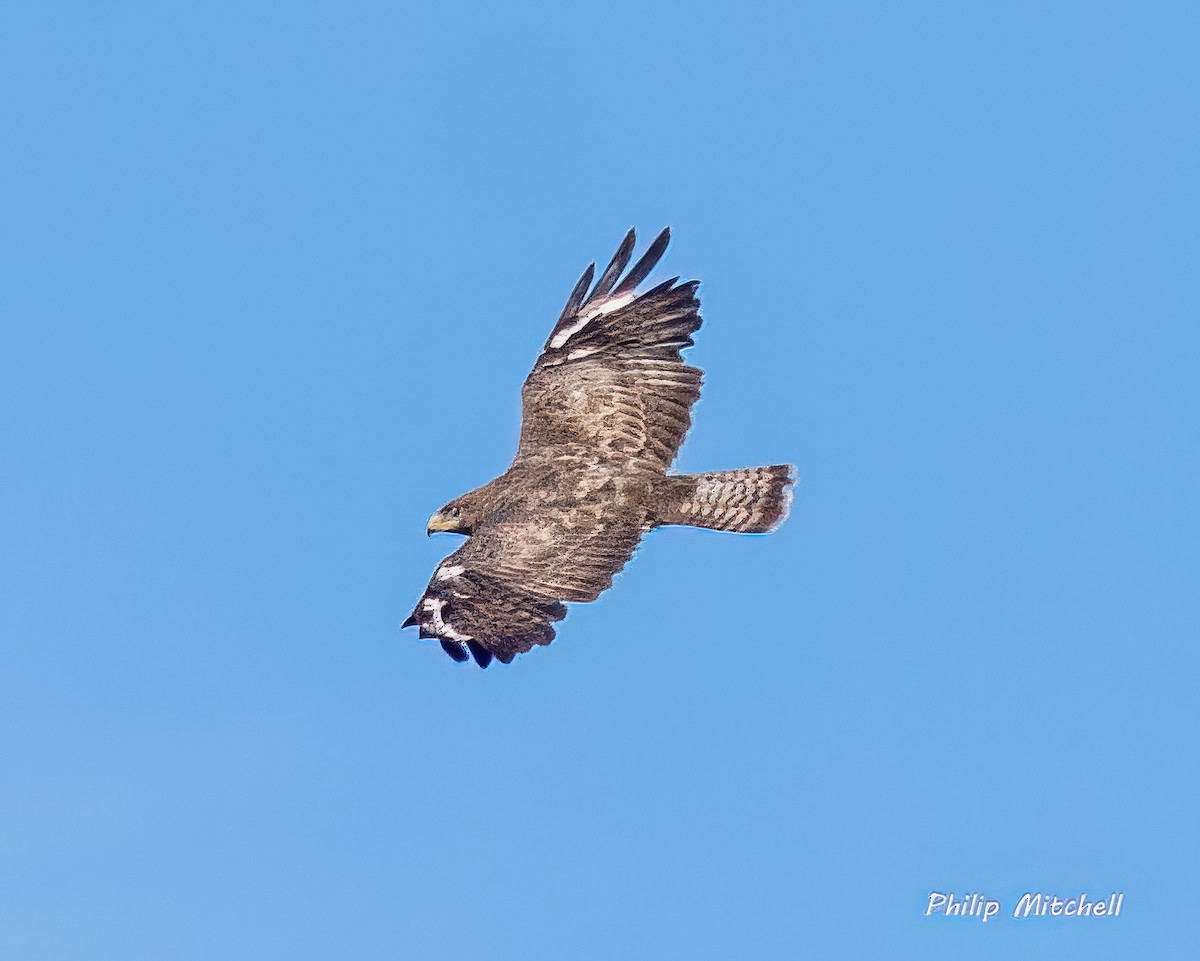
[2,2,1196,958]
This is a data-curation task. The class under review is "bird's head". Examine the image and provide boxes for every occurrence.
[427,498,475,536]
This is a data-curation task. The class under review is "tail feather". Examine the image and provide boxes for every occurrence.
[658,466,795,533]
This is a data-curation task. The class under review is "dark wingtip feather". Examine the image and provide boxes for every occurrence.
[586,228,637,304]
[643,276,680,298]
[440,640,470,663]
[559,263,595,322]
[613,226,670,296]
[466,641,494,669]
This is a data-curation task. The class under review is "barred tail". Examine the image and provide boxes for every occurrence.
[657,465,796,533]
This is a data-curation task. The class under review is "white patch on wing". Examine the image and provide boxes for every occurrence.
[567,347,599,360]
[435,564,464,581]
[422,596,473,642]
[549,316,590,350]
[547,292,637,350]
[584,291,636,319]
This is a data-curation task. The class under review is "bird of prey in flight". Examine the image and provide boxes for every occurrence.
[403,228,795,667]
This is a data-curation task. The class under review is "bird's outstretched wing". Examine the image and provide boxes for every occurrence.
[403,512,645,667]
[517,228,704,470]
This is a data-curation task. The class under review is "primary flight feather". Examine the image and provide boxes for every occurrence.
[403,228,795,667]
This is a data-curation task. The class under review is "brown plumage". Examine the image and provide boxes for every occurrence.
[403,228,795,667]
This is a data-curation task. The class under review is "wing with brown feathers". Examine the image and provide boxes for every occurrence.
[403,510,646,667]
[517,228,704,470]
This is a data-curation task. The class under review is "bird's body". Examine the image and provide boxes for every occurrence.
[404,229,795,667]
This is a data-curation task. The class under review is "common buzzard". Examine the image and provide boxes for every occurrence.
[403,229,795,667]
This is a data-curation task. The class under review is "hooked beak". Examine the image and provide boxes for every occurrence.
[426,512,459,536]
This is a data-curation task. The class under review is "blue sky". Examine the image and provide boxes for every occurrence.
[1,2,1196,957]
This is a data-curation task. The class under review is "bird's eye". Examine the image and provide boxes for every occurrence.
[450,507,461,518]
